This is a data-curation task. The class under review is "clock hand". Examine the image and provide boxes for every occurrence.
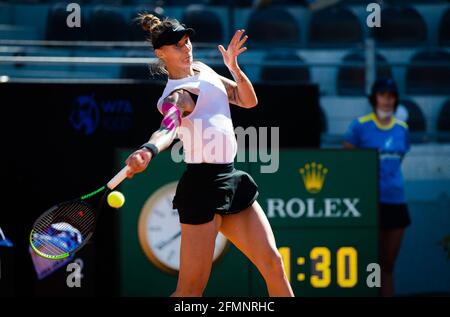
[156,230,181,250]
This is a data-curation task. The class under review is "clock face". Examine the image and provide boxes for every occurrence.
[138,182,229,274]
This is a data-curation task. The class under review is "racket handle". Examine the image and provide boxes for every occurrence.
[107,165,130,190]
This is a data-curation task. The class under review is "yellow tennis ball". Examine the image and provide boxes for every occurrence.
[107,191,125,208]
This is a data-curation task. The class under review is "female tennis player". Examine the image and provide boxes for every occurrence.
[125,14,294,297]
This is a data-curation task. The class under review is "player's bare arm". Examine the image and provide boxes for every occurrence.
[125,89,195,177]
[218,29,258,108]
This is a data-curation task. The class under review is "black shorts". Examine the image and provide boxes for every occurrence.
[379,203,411,230]
[172,163,259,225]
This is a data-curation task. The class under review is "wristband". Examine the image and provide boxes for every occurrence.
[140,143,159,157]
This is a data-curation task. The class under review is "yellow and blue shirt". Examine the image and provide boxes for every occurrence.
[344,113,410,204]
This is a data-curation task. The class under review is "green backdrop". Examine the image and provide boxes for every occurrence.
[116,149,378,296]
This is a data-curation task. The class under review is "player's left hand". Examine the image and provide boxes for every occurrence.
[218,29,248,70]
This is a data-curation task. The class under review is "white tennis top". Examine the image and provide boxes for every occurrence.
[157,62,237,164]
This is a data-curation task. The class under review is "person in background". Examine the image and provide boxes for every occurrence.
[343,78,411,297]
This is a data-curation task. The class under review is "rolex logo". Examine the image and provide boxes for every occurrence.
[299,162,328,194]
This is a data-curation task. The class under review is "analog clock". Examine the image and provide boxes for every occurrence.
[138,182,229,274]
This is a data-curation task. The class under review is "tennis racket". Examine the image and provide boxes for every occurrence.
[29,165,130,260]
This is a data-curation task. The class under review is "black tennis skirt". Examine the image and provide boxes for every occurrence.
[172,163,259,225]
[379,203,411,230]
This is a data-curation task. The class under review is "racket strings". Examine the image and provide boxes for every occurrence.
[35,203,93,236]
[32,208,94,256]
[31,201,96,256]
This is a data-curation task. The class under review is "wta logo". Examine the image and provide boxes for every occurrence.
[69,95,133,135]
[69,95,99,135]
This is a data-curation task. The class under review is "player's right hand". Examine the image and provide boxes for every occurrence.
[125,149,152,178]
